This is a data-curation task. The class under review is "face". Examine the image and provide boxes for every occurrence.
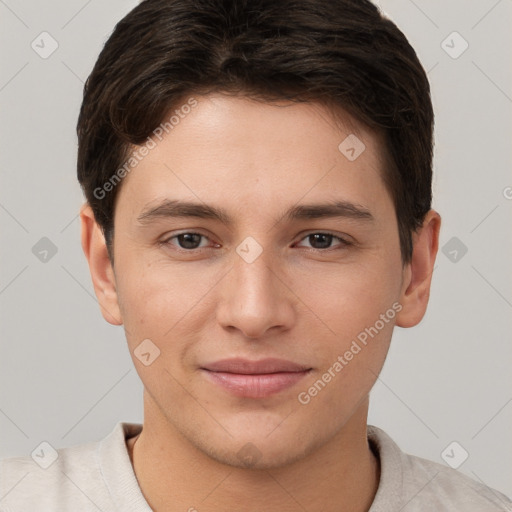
[96,93,412,468]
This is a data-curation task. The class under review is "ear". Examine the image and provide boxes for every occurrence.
[395,209,441,328]
[80,203,123,326]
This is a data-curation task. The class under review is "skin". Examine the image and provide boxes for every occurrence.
[81,93,440,512]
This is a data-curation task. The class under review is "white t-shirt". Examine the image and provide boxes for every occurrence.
[0,422,510,511]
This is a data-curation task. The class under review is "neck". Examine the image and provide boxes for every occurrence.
[128,396,380,512]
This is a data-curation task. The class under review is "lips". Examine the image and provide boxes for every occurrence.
[202,357,311,374]
[201,358,312,398]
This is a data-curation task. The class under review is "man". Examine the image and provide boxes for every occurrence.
[1,0,511,511]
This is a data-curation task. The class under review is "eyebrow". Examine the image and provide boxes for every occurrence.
[136,199,374,226]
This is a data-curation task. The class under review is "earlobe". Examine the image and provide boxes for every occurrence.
[80,203,123,326]
[395,209,441,328]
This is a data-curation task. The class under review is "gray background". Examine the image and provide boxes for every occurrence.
[1,0,511,500]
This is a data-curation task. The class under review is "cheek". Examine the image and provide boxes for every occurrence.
[295,281,397,421]
[292,257,401,339]
[114,256,172,345]
[114,255,217,352]
[289,255,401,405]
[114,261,196,395]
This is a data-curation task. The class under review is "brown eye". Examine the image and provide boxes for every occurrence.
[163,232,211,250]
[296,232,351,251]
[307,233,334,249]
[175,233,203,249]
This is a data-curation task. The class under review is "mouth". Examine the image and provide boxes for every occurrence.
[200,358,312,399]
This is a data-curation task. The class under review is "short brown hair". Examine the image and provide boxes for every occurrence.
[77,0,434,265]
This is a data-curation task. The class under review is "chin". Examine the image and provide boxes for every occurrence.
[188,420,325,471]
[208,438,313,470]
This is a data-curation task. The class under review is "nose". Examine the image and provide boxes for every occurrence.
[216,247,296,339]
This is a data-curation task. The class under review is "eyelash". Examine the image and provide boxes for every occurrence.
[160,231,353,253]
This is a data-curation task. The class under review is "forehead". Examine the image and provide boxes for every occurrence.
[116,93,391,221]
